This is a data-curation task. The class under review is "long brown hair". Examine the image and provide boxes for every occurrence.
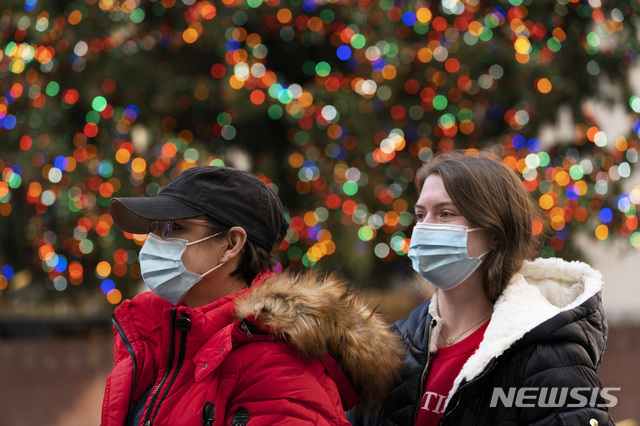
[416,151,543,302]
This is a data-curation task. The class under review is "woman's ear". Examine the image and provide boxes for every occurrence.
[220,226,247,264]
[491,232,500,250]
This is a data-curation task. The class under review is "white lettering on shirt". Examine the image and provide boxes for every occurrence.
[420,391,447,414]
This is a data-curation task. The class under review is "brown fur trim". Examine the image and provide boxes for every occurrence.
[234,270,405,408]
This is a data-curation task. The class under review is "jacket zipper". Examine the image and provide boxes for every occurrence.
[439,359,500,425]
[149,312,190,425]
[142,308,178,426]
[413,319,437,423]
[112,314,137,412]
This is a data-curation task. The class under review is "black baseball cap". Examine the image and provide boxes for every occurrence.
[109,166,288,252]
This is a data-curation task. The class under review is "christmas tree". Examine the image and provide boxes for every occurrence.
[0,0,638,312]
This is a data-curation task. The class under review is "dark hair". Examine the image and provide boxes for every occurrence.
[232,238,274,285]
[416,151,543,302]
[209,224,275,286]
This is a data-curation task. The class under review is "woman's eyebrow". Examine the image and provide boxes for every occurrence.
[413,201,456,210]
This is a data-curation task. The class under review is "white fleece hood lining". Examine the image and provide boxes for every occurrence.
[425,257,604,409]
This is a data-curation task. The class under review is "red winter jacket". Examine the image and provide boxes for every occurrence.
[101,271,403,426]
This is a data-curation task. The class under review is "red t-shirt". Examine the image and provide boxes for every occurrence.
[415,320,490,425]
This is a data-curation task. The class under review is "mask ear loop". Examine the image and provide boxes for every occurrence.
[199,262,224,278]
[467,228,492,260]
[186,231,228,278]
[186,231,224,246]
[476,250,491,260]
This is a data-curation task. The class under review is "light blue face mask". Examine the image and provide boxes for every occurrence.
[408,222,489,291]
[139,231,224,305]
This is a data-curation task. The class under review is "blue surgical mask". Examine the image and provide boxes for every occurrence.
[139,231,224,304]
[408,222,489,290]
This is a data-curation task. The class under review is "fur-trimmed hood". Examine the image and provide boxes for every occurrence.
[426,257,607,407]
[234,270,405,408]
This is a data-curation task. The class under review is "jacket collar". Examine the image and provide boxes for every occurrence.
[233,270,404,409]
[192,311,360,410]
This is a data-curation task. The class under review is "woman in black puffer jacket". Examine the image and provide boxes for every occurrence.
[349,152,614,426]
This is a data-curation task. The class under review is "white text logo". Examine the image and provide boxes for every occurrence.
[489,387,620,408]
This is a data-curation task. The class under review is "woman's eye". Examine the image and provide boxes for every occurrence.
[415,213,425,220]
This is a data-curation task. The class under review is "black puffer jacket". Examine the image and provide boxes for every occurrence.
[349,258,615,425]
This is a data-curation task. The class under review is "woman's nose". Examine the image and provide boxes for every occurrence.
[420,215,436,224]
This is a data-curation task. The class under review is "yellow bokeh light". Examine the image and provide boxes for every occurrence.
[468,21,484,36]
[246,33,262,48]
[416,8,432,23]
[115,148,131,164]
[575,181,588,195]
[99,0,114,11]
[460,120,474,135]
[539,194,555,210]
[319,229,332,242]
[39,244,55,261]
[303,211,319,226]
[307,245,324,262]
[232,27,247,43]
[28,181,42,197]
[417,47,433,63]
[552,28,566,42]
[549,207,566,231]
[298,92,313,108]
[107,289,122,304]
[316,242,328,255]
[322,240,336,255]
[131,157,147,173]
[550,207,565,220]
[308,17,323,32]
[276,8,292,24]
[66,157,77,171]
[121,0,137,13]
[96,261,112,278]
[289,152,304,168]
[503,156,518,171]
[68,10,83,25]
[393,198,407,213]
[555,170,570,186]
[381,65,397,80]
[595,224,609,240]
[10,59,25,74]
[229,75,244,90]
[536,78,552,94]
[514,37,532,54]
[550,216,565,230]
[515,52,530,64]
[615,136,628,152]
[183,28,199,44]
[384,211,399,226]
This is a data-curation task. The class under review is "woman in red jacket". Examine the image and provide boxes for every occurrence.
[101,166,403,426]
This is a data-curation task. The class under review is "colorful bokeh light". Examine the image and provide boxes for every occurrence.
[0,0,638,309]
